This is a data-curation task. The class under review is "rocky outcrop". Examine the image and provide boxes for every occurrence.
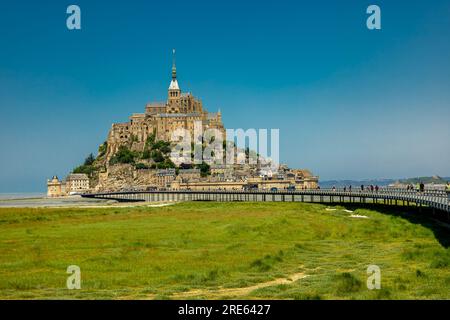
[94,163,167,192]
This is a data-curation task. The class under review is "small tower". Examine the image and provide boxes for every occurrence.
[168,49,181,103]
[47,176,63,197]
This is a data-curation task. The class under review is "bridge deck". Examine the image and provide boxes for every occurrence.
[82,189,450,215]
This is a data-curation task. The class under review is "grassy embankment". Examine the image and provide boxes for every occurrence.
[0,202,449,299]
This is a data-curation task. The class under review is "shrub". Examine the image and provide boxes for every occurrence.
[179,163,193,169]
[73,164,94,176]
[250,251,284,272]
[98,142,107,157]
[335,273,362,295]
[135,163,149,170]
[160,144,172,154]
[142,149,151,159]
[109,146,137,165]
[153,140,171,154]
[416,269,425,277]
[250,258,272,272]
[151,150,165,163]
[197,162,211,177]
[430,256,450,268]
[73,153,96,175]
[156,160,176,169]
[145,132,156,148]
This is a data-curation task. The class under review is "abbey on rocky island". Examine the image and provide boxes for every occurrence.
[105,52,225,160]
[47,52,319,195]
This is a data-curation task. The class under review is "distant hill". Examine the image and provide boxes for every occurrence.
[395,176,450,185]
[320,176,450,188]
[319,179,395,188]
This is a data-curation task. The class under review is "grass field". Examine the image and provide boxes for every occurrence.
[0,202,449,300]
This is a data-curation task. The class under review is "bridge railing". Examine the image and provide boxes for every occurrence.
[83,188,448,200]
[81,188,450,213]
[316,187,447,197]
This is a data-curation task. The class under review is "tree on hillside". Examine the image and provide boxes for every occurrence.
[197,162,211,177]
[109,146,137,165]
[151,150,165,163]
[72,153,97,176]
[84,153,95,166]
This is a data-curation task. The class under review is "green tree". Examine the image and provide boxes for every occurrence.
[145,132,156,149]
[153,140,171,151]
[151,150,165,163]
[197,162,211,177]
[135,163,149,170]
[142,149,151,159]
[73,165,95,176]
[84,153,95,166]
[72,153,97,176]
[160,144,171,154]
[164,158,176,168]
[109,146,137,165]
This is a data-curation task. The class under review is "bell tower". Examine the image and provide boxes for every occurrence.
[168,49,181,103]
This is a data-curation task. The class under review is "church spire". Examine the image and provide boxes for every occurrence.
[168,49,180,97]
[172,49,177,80]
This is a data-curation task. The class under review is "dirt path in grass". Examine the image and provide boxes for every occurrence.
[163,272,307,299]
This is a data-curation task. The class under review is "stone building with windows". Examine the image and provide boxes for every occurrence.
[178,168,201,182]
[210,164,234,181]
[47,176,63,197]
[105,51,225,160]
[47,173,90,196]
[65,174,90,194]
[155,169,177,188]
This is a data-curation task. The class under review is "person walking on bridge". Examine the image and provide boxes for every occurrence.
[420,182,425,193]
[446,182,450,200]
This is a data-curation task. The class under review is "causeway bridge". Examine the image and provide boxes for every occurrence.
[82,188,450,216]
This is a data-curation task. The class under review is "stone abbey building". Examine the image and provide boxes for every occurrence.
[48,53,319,194]
[47,174,90,197]
[105,54,225,160]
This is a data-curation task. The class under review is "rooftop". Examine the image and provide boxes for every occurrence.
[66,173,89,181]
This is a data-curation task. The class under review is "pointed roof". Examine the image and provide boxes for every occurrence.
[169,79,179,90]
[169,49,180,91]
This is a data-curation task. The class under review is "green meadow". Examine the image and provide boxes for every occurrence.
[0,202,449,300]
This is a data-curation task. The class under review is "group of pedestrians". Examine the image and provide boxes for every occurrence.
[331,185,379,192]
[359,185,379,193]
[406,183,425,192]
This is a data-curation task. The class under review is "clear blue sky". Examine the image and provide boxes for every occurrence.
[1,0,449,192]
